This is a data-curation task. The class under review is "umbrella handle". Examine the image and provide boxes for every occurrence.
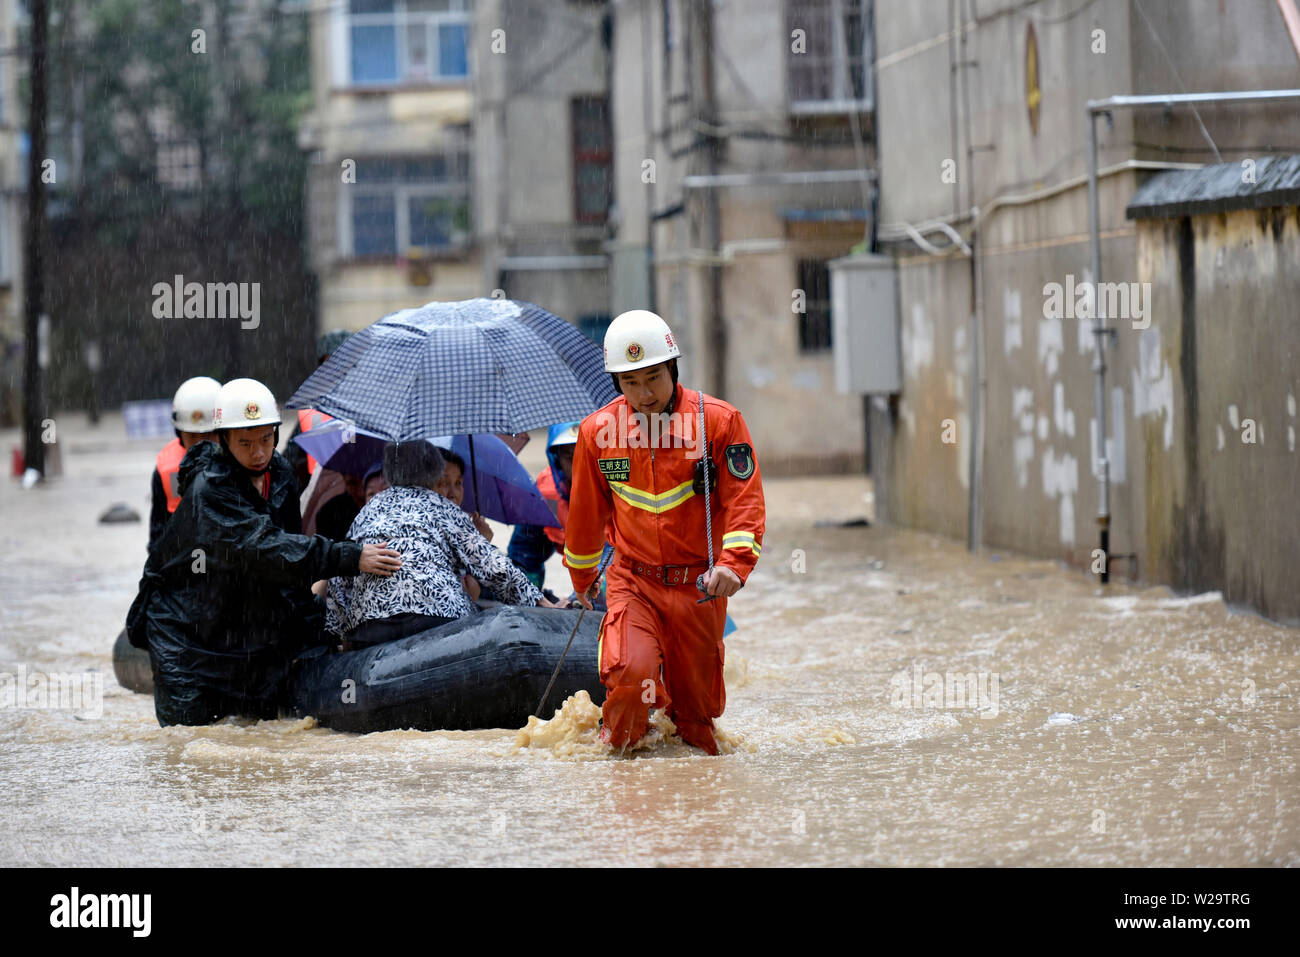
[468,434,480,512]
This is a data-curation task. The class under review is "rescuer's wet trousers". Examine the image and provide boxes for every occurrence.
[596,563,727,755]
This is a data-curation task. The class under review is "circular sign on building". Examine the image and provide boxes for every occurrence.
[1026,21,1041,137]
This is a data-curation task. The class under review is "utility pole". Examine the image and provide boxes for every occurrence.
[688,0,725,398]
[22,0,49,478]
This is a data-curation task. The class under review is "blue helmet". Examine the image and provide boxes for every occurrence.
[546,421,581,500]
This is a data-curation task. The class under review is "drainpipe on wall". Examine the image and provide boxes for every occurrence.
[702,3,725,399]
[1085,88,1300,583]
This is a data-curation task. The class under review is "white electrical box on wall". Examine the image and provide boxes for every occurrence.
[828,252,901,395]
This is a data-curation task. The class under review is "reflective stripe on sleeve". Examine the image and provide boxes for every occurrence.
[722,530,761,556]
[564,546,604,569]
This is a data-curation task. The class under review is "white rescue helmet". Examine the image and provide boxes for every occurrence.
[603,309,681,373]
[171,376,222,433]
[212,378,282,430]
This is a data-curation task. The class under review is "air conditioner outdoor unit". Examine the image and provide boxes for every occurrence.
[828,252,901,395]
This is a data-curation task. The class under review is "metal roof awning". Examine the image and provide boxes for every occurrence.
[1126,154,1300,219]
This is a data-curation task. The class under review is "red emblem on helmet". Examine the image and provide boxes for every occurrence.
[245,402,261,420]
[626,342,644,362]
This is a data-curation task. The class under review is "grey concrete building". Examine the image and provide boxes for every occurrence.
[866,0,1300,619]
[608,0,876,475]
[472,0,612,339]
[299,0,481,332]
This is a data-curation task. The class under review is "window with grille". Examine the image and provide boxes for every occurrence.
[347,0,470,86]
[797,259,833,352]
[572,97,612,224]
[344,153,472,257]
[786,0,872,113]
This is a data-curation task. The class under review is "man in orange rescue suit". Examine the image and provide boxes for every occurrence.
[565,310,765,755]
[149,376,221,552]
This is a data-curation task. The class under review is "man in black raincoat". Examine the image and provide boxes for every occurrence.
[126,378,401,727]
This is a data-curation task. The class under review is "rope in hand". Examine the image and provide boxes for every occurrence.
[697,393,716,604]
[533,545,615,719]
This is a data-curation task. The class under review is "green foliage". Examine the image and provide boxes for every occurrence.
[46,0,311,238]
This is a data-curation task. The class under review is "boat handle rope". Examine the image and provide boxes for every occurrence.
[534,546,615,719]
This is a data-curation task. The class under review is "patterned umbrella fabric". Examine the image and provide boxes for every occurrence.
[285,298,616,440]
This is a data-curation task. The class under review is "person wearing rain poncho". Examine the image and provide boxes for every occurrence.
[126,378,403,727]
[324,439,560,650]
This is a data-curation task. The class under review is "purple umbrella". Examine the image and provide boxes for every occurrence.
[294,421,558,528]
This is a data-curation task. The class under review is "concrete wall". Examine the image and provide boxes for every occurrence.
[873,0,1300,618]
[612,0,872,474]
[1138,207,1300,621]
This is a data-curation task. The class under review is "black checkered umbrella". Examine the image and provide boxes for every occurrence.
[286,298,616,441]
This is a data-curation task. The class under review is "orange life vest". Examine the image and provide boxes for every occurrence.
[536,466,569,550]
[297,409,334,475]
[155,438,187,513]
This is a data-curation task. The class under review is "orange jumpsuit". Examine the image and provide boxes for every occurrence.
[564,382,765,754]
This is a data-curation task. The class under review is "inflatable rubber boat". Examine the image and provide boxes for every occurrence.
[112,605,605,732]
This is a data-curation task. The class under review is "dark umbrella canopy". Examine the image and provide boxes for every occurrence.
[285,298,616,441]
[293,421,559,528]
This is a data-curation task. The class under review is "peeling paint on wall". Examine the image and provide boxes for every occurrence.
[1052,381,1076,437]
[1288,393,1296,452]
[1004,287,1022,355]
[1012,387,1035,488]
[1041,448,1079,547]
[1038,313,1063,376]
[1132,326,1174,450]
[904,302,934,378]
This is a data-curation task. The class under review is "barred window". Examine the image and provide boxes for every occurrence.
[797,259,833,352]
[345,152,471,257]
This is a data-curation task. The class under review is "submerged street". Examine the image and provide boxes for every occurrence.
[1,414,1295,867]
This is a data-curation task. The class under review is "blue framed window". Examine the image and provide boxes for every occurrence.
[346,151,471,258]
[347,1,470,86]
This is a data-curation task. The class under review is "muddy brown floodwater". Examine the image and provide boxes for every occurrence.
[1,414,1296,866]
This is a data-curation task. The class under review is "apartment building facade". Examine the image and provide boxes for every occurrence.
[608,0,875,474]
[299,0,481,332]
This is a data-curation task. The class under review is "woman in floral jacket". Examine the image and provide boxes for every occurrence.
[325,439,557,648]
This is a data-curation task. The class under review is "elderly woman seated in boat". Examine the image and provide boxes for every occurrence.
[325,439,558,649]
